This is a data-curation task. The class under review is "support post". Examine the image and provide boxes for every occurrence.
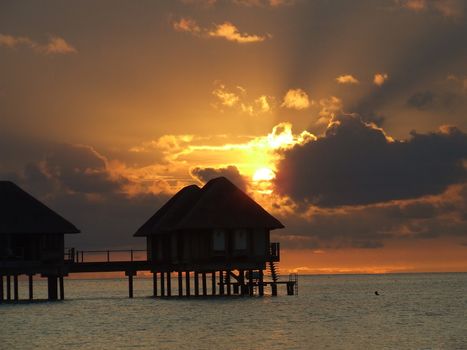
[59,276,64,300]
[127,271,133,298]
[153,272,158,297]
[238,270,245,296]
[13,275,19,301]
[6,275,11,301]
[28,274,33,300]
[258,270,264,296]
[219,270,224,296]
[166,272,172,297]
[47,276,58,301]
[160,272,165,297]
[248,269,254,296]
[271,283,277,296]
[211,271,216,295]
[185,271,190,297]
[287,282,294,295]
[194,272,199,296]
[226,270,231,296]
[178,271,183,297]
[0,275,3,303]
[202,272,207,296]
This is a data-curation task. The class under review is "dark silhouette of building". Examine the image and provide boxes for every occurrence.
[0,181,80,301]
[134,177,289,297]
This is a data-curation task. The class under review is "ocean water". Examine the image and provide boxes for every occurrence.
[1,273,466,350]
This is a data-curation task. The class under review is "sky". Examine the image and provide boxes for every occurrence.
[1,0,467,274]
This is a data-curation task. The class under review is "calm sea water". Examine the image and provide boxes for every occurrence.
[1,273,466,349]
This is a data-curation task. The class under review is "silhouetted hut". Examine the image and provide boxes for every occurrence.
[0,181,80,301]
[135,177,285,297]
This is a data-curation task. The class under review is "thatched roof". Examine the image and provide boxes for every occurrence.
[0,181,80,234]
[134,177,284,236]
[134,184,201,237]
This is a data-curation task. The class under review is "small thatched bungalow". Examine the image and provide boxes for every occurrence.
[134,176,284,296]
[0,181,80,301]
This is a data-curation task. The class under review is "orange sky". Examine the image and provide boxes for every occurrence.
[1,0,466,273]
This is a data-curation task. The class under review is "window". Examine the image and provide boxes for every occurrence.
[212,229,226,251]
[234,229,248,250]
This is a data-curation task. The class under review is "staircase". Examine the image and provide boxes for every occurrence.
[268,260,279,282]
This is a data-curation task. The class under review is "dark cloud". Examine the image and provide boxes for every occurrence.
[275,114,467,207]
[3,143,170,250]
[407,90,461,111]
[42,144,127,194]
[191,165,248,191]
[273,183,467,249]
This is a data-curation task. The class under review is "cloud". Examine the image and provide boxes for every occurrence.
[212,82,275,115]
[172,18,202,34]
[208,22,269,43]
[316,96,343,124]
[233,0,296,6]
[181,0,295,7]
[281,88,311,110]
[336,74,359,84]
[274,114,467,207]
[212,83,241,107]
[191,165,248,191]
[407,90,460,111]
[0,33,76,55]
[374,73,389,86]
[396,0,464,18]
[172,18,270,43]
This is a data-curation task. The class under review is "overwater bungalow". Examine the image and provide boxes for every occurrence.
[0,181,80,301]
[134,176,291,297]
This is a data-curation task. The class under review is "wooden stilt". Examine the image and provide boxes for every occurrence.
[178,271,183,297]
[28,275,33,300]
[6,275,11,301]
[258,270,264,296]
[202,272,207,296]
[194,272,199,296]
[166,272,172,297]
[239,270,245,296]
[226,270,231,296]
[128,273,134,298]
[160,272,165,297]
[185,271,190,297]
[271,283,277,296]
[219,271,224,296]
[47,276,58,301]
[59,276,64,300]
[211,271,216,295]
[286,282,294,295]
[13,275,19,301]
[248,269,254,296]
[0,275,3,303]
[153,272,157,297]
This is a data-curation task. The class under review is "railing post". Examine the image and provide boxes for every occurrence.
[107,250,110,262]
[131,250,134,262]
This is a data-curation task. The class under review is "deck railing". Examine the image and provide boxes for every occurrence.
[269,242,280,261]
[65,248,147,263]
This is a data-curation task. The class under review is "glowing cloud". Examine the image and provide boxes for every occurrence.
[208,22,268,43]
[281,88,311,110]
[0,33,76,55]
[212,84,240,107]
[212,83,274,115]
[173,18,269,43]
[173,18,202,34]
[336,74,359,85]
[374,73,389,86]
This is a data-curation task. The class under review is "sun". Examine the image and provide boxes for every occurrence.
[252,167,275,182]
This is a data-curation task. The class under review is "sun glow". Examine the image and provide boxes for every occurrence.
[253,167,275,182]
